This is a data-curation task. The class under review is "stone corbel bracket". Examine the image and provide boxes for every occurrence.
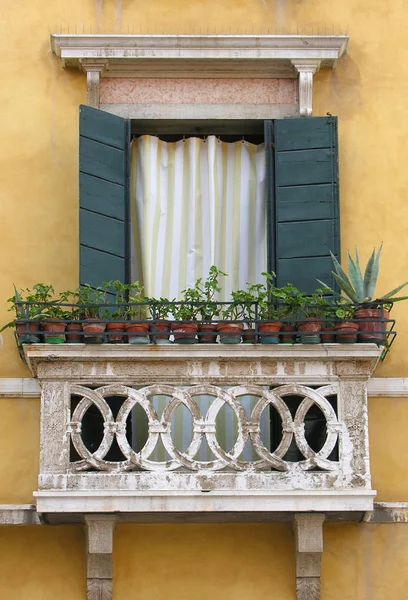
[86,515,116,600]
[291,59,321,117]
[294,513,325,600]
[79,59,109,108]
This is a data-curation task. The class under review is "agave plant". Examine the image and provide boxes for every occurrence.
[318,244,408,306]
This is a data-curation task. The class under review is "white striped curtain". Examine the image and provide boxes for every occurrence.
[130,135,269,463]
[130,135,266,300]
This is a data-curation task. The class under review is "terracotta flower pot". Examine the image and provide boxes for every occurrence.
[321,327,335,343]
[82,319,106,344]
[258,321,282,344]
[334,321,359,343]
[15,320,40,344]
[150,319,171,344]
[171,321,198,344]
[198,323,218,343]
[106,322,125,343]
[298,319,322,344]
[217,322,244,344]
[280,324,296,344]
[66,322,82,343]
[42,318,66,344]
[125,322,149,344]
[354,308,389,344]
[242,327,257,344]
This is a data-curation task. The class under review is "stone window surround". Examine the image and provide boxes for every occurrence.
[50,33,349,117]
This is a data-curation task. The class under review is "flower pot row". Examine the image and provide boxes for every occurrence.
[15,310,388,345]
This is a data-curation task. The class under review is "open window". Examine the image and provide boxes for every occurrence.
[79,105,340,296]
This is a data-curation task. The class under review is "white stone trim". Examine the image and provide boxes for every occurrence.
[0,504,41,525]
[1,376,407,398]
[367,378,408,397]
[364,502,408,523]
[51,34,348,73]
[2,502,408,526]
[80,59,108,108]
[292,59,321,117]
[34,490,376,514]
[0,378,40,397]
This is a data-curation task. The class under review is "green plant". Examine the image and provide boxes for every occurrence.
[296,289,331,319]
[334,298,355,321]
[173,286,201,321]
[230,288,257,325]
[242,273,300,322]
[78,284,107,319]
[318,245,408,308]
[127,281,149,321]
[103,280,128,320]
[1,284,58,332]
[193,266,227,321]
[59,288,81,320]
[149,297,174,320]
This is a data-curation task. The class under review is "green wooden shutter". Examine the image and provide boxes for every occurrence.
[269,116,340,293]
[79,105,131,289]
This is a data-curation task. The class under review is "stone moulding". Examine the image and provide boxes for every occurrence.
[24,343,380,517]
[50,34,349,75]
[50,33,348,112]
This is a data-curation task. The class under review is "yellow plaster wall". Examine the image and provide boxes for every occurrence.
[1,0,408,376]
[1,1,408,598]
[0,398,39,504]
[0,526,85,599]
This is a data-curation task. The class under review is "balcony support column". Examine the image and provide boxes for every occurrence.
[85,515,116,600]
[294,513,325,600]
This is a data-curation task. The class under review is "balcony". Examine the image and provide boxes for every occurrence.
[24,342,381,522]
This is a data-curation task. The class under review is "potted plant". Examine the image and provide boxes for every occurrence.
[60,289,82,343]
[296,289,331,344]
[274,282,301,344]
[230,287,257,343]
[103,280,127,343]
[78,284,107,344]
[195,266,226,343]
[41,303,68,344]
[254,274,299,344]
[149,297,173,343]
[171,286,201,344]
[334,300,359,343]
[320,245,408,344]
[217,301,245,343]
[1,284,56,343]
[321,310,336,343]
[125,281,150,344]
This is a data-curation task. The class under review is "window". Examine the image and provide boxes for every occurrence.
[79,105,340,296]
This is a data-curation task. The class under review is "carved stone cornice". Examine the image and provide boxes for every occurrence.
[51,34,348,80]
